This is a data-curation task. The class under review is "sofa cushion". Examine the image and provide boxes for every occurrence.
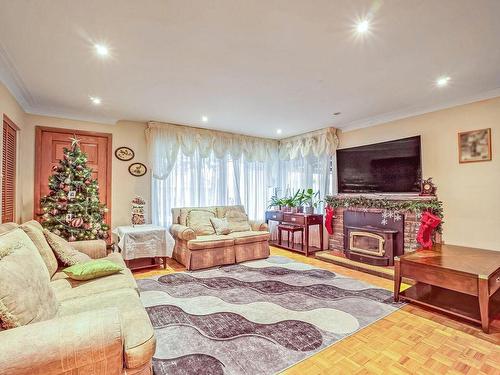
[0,229,58,329]
[224,208,252,233]
[51,252,127,280]
[187,235,235,250]
[58,288,155,369]
[227,230,270,244]
[21,220,58,277]
[43,230,91,266]
[186,209,217,235]
[210,217,230,235]
[51,266,138,301]
[63,259,124,281]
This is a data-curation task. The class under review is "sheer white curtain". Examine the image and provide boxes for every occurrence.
[152,153,276,226]
[152,150,232,227]
[273,154,333,247]
[232,156,277,221]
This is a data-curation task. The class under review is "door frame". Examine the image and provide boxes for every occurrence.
[34,126,113,227]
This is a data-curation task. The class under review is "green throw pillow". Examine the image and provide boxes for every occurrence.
[63,259,124,281]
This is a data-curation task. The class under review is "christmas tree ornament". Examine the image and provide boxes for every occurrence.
[68,235,76,242]
[70,217,83,228]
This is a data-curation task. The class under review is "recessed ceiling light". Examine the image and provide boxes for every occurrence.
[201,116,208,122]
[356,20,370,33]
[89,96,101,105]
[436,76,451,87]
[333,112,341,116]
[276,129,282,134]
[94,44,109,57]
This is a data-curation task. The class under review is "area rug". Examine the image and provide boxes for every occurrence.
[137,255,402,375]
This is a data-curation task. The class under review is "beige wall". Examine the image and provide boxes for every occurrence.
[338,97,500,251]
[20,115,150,228]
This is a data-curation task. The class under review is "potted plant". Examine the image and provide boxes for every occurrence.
[302,188,322,214]
[283,190,301,213]
[295,189,306,213]
[268,194,283,211]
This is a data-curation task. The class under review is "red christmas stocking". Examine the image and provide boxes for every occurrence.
[325,205,334,235]
[416,211,442,249]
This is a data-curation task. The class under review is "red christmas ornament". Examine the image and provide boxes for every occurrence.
[70,217,84,228]
[63,185,70,192]
[325,205,334,235]
[68,235,76,242]
[52,165,59,172]
[50,208,59,215]
[59,183,65,189]
[416,211,442,250]
[85,180,91,185]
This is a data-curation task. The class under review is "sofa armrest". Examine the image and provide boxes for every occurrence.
[71,239,107,259]
[170,224,196,241]
[249,220,269,232]
[0,308,123,375]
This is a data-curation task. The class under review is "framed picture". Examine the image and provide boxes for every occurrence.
[458,128,492,163]
[115,146,135,161]
[128,162,147,177]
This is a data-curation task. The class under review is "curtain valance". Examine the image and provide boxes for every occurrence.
[278,127,338,160]
[146,122,279,179]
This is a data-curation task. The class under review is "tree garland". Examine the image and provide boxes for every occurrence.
[324,195,444,231]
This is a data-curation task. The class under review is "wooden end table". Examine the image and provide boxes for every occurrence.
[394,244,500,333]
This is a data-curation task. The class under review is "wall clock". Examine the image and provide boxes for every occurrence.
[115,146,134,161]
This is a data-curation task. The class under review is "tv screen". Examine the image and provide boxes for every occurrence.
[337,136,422,193]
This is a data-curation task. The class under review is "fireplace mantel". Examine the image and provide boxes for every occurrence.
[334,193,438,201]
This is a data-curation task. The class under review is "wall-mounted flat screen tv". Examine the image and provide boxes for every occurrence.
[337,136,422,193]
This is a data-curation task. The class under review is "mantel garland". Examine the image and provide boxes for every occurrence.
[324,195,444,232]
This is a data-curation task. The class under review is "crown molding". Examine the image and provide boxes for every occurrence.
[338,87,500,133]
[24,108,119,126]
[0,41,35,111]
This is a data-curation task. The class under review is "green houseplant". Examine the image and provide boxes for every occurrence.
[302,188,322,214]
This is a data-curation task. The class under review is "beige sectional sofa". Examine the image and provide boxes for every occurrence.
[0,221,155,375]
[170,205,270,270]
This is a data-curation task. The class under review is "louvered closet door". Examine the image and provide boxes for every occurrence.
[2,116,18,223]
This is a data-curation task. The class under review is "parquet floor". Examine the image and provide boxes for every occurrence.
[134,247,500,375]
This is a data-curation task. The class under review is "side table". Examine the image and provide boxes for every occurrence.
[394,244,500,333]
[112,224,174,270]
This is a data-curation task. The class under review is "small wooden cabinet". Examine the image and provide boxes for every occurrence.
[265,211,323,256]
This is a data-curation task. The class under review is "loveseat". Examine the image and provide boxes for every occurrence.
[170,205,270,270]
[0,220,155,375]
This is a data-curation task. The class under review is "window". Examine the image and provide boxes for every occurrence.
[152,150,277,226]
[2,115,18,223]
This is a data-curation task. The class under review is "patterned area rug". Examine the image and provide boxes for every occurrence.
[137,256,402,375]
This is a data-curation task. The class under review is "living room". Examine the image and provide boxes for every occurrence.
[0,1,499,374]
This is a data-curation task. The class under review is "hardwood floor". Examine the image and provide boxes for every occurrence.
[133,247,500,375]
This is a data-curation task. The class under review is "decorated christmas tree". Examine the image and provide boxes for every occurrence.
[40,137,109,241]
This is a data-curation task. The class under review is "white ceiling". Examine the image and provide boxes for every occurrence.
[1,0,499,138]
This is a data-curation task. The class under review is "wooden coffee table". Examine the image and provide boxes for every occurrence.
[394,244,500,333]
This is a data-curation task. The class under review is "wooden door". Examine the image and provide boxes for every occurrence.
[34,127,112,228]
[2,115,19,223]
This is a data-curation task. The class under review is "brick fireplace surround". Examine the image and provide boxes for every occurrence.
[328,195,442,256]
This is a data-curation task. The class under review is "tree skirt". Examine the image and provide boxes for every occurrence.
[137,256,402,375]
